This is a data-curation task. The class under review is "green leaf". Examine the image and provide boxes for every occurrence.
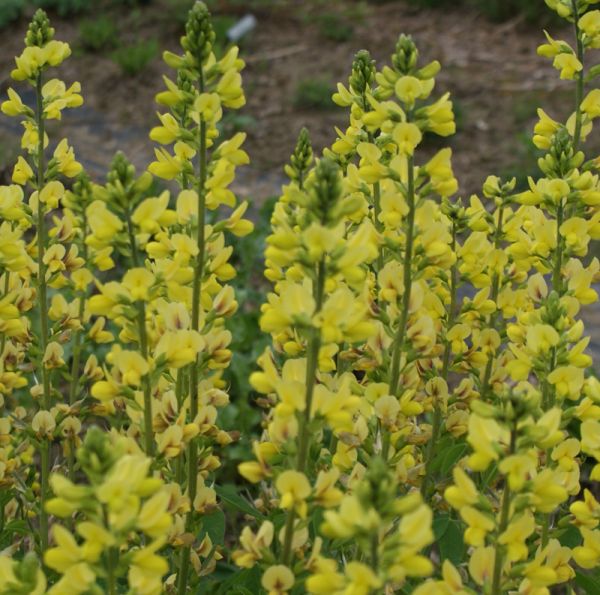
[215,566,262,594]
[440,442,468,475]
[439,518,465,565]
[558,524,582,549]
[575,570,600,593]
[215,484,265,520]
[200,509,226,546]
[433,513,450,539]
[428,436,453,473]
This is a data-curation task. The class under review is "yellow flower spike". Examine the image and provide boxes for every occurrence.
[261,565,295,595]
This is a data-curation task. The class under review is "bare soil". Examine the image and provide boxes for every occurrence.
[0,1,594,199]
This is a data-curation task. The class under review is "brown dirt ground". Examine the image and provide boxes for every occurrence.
[0,1,595,200]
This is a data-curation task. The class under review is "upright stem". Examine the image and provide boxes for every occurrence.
[137,302,153,456]
[480,205,505,398]
[373,181,383,272]
[68,214,88,480]
[178,70,207,595]
[388,155,416,402]
[572,0,584,149]
[124,206,153,456]
[422,222,457,498]
[491,428,516,595]
[36,72,50,554]
[281,259,326,566]
[552,202,564,295]
[0,272,10,357]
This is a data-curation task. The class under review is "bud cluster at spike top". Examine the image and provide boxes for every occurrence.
[1,1,600,594]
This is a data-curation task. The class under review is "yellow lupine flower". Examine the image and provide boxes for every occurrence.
[460,506,494,547]
[12,156,33,185]
[122,268,155,301]
[53,139,82,178]
[393,122,422,155]
[498,512,535,562]
[276,470,311,518]
[445,466,478,509]
[261,565,295,595]
[547,365,585,400]
[573,528,600,568]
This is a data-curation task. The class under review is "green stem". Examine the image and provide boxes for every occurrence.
[422,222,457,498]
[0,272,10,357]
[491,428,516,595]
[281,259,326,566]
[552,203,564,295]
[137,302,154,456]
[35,72,51,554]
[480,205,505,398]
[178,71,208,595]
[40,440,49,552]
[373,181,384,272]
[388,156,415,400]
[124,205,153,456]
[572,0,584,149]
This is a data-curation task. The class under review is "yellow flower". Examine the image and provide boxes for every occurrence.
[12,156,33,185]
[573,528,600,568]
[460,506,494,547]
[115,350,150,387]
[44,525,82,573]
[468,546,495,586]
[53,139,82,178]
[393,122,422,155]
[122,268,155,301]
[276,470,311,518]
[547,365,584,400]
[1,88,30,117]
[445,467,478,509]
[261,565,295,595]
[137,490,172,538]
[498,513,535,562]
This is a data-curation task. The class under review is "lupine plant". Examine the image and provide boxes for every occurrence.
[1,1,600,594]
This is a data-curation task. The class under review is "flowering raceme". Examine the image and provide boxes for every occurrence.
[1,1,600,593]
